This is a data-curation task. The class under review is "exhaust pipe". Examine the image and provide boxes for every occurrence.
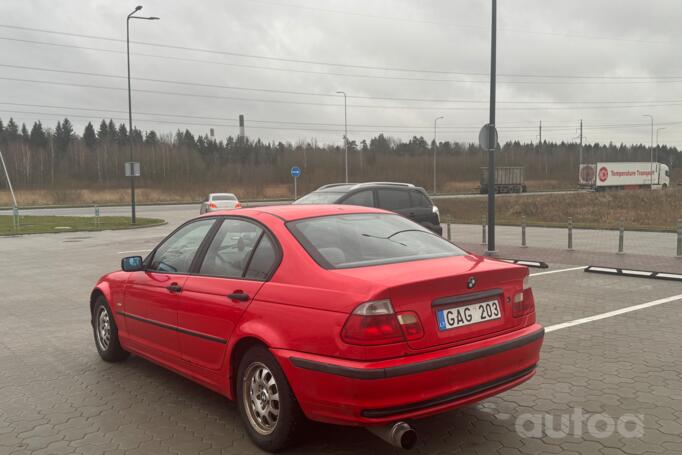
[367,421,417,450]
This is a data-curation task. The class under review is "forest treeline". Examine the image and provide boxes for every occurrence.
[0,117,679,192]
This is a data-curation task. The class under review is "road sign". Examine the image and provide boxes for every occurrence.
[125,161,140,177]
[478,124,498,151]
[291,166,301,200]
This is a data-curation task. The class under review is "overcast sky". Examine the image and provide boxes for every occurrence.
[1,0,681,147]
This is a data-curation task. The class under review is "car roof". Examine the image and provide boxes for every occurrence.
[207,204,390,222]
[315,182,420,193]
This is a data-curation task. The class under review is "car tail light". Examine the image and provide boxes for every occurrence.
[341,300,423,345]
[235,202,242,208]
[396,311,424,340]
[209,202,217,209]
[512,276,535,317]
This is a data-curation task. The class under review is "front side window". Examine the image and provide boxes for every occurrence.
[377,189,410,211]
[342,190,374,207]
[200,219,263,278]
[149,219,215,273]
[289,213,464,269]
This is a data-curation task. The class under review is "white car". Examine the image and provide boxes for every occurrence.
[200,193,241,214]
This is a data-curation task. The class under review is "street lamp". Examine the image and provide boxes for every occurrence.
[127,5,159,224]
[433,116,444,194]
[336,91,348,183]
[656,127,666,163]
[642,114,653,188]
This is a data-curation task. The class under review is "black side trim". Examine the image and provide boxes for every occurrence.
[585,265,682,283]
[117,311,227,345]
[432,288,503,307]
[290,327,544,380]
[361,365,537,418]
[500,259,549,269]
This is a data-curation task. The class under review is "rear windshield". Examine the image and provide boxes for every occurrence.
[294,191,344,204]
[288,213,464,269]
[211,194,236,201]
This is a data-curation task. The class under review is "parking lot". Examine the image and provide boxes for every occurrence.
[1,205,681,455]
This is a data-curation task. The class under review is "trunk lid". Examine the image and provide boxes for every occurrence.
[333,254,528,351]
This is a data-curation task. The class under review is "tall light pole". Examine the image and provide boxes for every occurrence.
[127,5,159,224]
[486,0,497,256]
[656,127,666,163]
[336,91,348,183]
[433,116,444,194]
[643,114,653,188]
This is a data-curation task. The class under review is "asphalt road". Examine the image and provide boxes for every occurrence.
[0,189,585,217]
[1,217,681,454]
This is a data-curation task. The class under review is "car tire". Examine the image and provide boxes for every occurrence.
[236,345,304,452]
[92,296,129,362]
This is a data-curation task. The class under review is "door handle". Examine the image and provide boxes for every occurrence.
[166,283,183,293]
[228,291,250,302]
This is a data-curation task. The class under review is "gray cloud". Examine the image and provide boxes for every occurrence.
[0,0,680,147]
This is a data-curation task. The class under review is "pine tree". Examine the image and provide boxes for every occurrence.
[144,130,158,145]
[29,122,47,149]
[97,120,109,142]
[6,118,19,141]
[116,123,128,146]
[83,122,97,153]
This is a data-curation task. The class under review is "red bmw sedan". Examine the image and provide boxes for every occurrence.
[90,205,543,452]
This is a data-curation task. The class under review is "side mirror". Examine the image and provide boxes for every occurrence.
[121,256,144,272]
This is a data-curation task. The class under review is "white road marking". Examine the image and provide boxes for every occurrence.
[545,293,682,333]
[117,249,152,254]
[530,266,586,277]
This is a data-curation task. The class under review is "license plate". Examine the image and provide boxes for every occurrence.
[437,300,501,331]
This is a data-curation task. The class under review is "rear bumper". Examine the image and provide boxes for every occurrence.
[274,323,543,426]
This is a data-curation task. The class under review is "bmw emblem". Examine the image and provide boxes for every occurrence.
[467,276,477,289]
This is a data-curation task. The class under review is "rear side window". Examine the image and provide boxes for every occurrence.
[289,213,464,269]
[294,191,344,204]
[377,189,410,211]
[410,190,432,208]
[342,190,374,207]
[244,235,277,280]
[200,219,263,278]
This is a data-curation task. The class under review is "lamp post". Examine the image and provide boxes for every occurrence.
[656,127,666,163]
[486,0,497,256]
[433,116,444,194]
[336,91,348,183]
[127,5,159,224]
[642,114,653,188]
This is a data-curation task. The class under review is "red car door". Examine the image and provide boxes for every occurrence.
[122,218,216,360]
[178,218,279,370]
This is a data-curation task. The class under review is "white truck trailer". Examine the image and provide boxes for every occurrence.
[579,162,670,190]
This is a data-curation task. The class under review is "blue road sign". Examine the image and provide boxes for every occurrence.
[291,166,301,178]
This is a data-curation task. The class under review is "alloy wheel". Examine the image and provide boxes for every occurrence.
[242,362,280,435]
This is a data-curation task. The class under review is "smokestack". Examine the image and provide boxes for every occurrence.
[239,114,245,139]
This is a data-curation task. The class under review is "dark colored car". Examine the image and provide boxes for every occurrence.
[294,182,443,235]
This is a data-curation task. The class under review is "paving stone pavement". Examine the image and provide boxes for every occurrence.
[1,226,681,455]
